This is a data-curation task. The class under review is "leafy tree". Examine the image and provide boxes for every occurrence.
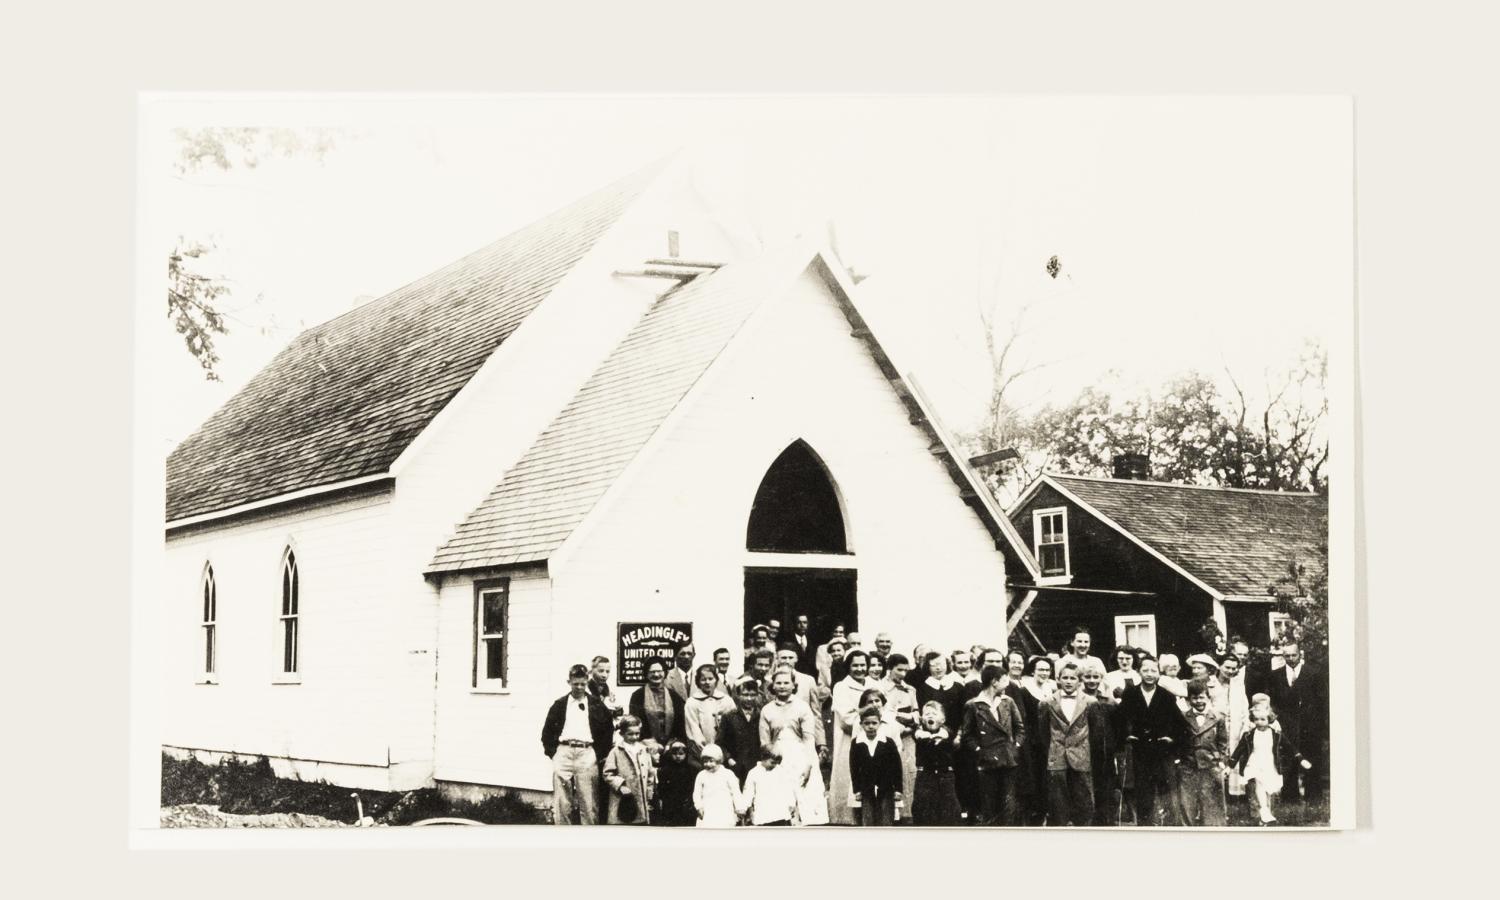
[985,345,1329,495]
[168,239,230,380]
[166,127,341,378]
[1270,549,1330,669]
[172,126,338,175]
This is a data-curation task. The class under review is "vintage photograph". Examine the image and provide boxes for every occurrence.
[145,96,1350,831]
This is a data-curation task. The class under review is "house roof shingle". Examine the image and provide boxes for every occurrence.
[1042,474,1328,599]
[425,247,800,573]
[166,164,661,523]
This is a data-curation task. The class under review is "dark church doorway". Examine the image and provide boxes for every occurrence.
[743,568,857,652]
[744,440,855,653]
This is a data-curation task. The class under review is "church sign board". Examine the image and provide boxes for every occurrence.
[616,622,693,686]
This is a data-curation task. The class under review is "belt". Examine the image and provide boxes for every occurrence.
[559,740,593,748]
[917,767,953,773]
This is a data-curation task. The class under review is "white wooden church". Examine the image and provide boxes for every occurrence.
[162,160,1039,799]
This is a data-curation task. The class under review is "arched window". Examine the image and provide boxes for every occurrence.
[746,440,848,553]
[201,564,217,679]
[279,549,299,675]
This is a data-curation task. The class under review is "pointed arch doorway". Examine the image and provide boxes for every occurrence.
[743,440,857,657]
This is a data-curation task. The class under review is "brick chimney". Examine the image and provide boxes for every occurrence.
[1112,452,1151,480]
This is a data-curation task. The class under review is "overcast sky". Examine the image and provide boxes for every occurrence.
[143,96,1350,454]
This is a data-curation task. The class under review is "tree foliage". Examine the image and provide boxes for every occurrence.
[972,343,1330,500]
[168,239,230,380]
[166,127,340,378]
[172,127,338,175]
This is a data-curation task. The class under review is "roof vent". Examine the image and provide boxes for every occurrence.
[1112,453,1151,480]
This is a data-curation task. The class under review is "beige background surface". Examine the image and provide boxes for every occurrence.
[4,0,1493,894]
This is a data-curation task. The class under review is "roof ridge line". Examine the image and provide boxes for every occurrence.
[297,158,670,337]
[1045,471,1321,496]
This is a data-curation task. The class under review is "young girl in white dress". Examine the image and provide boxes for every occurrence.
[1232,706,1293,825]
[692,744,743,827]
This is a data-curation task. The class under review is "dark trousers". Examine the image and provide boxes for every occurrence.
[1179,767,1226,826]
[1132,748,1180,826]
[975,766,1019,826]
[856,793,896,826]
[1091,772,1120,826]
[1047,768,1095,826]
[1282,740,1325,802]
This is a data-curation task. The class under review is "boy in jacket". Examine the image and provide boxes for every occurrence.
[1118,655,1189,826]
[958,664,1026,826]
[1178,679,1229,826]
[849,705,904,825]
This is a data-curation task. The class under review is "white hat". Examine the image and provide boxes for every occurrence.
[1186,653,1220,672]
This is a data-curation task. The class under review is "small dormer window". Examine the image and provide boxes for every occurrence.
[1034,507,1070,579]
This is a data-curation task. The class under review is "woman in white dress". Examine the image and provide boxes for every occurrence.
[828,649,872,824]
[761,666,829,825]
[1218,655,1251,795]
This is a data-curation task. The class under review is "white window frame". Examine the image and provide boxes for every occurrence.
[1268,610,1296,648]
[274,549,301,683]
[1114,614,1158,657]
[473,578,511,692]
[199,564,218,684]
[1033,506,1071,584]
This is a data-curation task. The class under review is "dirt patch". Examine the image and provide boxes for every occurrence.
[161,803,350,828]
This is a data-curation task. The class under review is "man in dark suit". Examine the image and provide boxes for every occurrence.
[958,664,1026,826]
[789,615,816,677]
[1117,655,1188,826]
[1265,640,1327,803]
[540,664,616,825]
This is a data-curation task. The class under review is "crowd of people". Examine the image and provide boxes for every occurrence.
[538,617,1328,828]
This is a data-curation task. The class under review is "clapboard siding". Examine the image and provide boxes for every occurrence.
[161,491,435,788]
[431,568,555,790]
[160,167,752,791]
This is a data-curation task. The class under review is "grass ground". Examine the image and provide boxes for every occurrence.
[160,754,548,826]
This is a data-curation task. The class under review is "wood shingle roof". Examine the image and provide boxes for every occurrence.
[425,248,798,573]
[165,164,660,523]
[1044,474,1328,599]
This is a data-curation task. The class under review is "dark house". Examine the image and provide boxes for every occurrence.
[999,456,1328,661]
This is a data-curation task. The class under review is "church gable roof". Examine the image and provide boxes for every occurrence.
[166,165,659,523]
[428,249,1041,578]
[425,249,793,573]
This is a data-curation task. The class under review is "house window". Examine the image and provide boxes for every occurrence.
[1033,507,1070,579]
[201,564,217,680]
[1269,611,1296,647]
[1114,614,1158,656]
[474,578,510,688]
[279,549,299,676]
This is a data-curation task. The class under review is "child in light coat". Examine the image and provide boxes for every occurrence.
[602,715,655,825]
[692,744,743,827]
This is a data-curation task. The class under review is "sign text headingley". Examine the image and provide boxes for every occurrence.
[616,622,693,686]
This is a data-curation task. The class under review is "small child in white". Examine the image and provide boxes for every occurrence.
[1231,705,1311,825]
[692,744,744,827]
[741,745,797,826]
